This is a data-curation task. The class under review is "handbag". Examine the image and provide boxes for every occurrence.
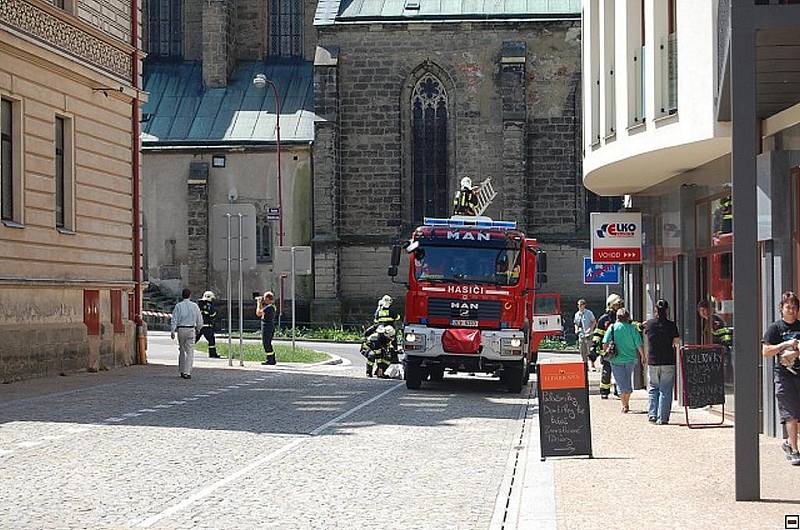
[603,326,617,361]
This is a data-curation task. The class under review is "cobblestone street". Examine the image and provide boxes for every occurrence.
[0,334,543,529]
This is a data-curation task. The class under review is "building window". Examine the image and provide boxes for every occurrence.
[147,0,182,59]
[628,0,646,125]
[270,0,303,59]
[411,74,449,222]
[1,99,13,222]
[256,218,273,263]
[54,115,74,231]
[587,193,623,214]
[660,0,678,116]
[1,97,22,225]
[602,0,616,138]
[589,0,600,147]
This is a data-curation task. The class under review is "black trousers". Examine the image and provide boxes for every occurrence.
[261,322,275,355]
[196,326,217,356]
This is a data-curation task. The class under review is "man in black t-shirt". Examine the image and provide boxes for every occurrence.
[643,299,680,425]
[763,291,800,466]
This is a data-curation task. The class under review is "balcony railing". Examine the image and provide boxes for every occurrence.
[661,33,678,115]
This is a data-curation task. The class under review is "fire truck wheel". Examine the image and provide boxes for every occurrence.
[428,366,445,382]
[504,362,525,393]
[406,364,424,390]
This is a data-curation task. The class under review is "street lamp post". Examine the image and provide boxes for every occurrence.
[253,73,285,325]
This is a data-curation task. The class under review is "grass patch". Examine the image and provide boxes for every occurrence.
[226,326,365,342]
[194,342,329,363]
[539,337,577,351]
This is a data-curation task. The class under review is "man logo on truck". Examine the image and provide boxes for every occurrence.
[447,231,491,241]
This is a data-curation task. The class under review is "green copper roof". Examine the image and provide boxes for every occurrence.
[315,0,581,25]
[141,61,316,145]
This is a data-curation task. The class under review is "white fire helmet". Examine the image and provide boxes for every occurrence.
[606,293,623,309]
[380,294,393,308]
[460,177,472,189]
[202,290,216,301]
[382,325,396,338]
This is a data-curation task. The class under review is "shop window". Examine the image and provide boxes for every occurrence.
[111,290,124,333]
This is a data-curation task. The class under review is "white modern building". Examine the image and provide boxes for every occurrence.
[582,0,800,500]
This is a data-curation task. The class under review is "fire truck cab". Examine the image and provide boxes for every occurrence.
[388,216,562,392]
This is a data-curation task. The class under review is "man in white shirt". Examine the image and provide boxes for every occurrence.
[574,299,597,370]
[170,288,204,379]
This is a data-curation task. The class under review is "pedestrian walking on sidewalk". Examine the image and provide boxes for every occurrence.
[574,299,597,371]
[170,288,203,379]
[256,291,277,365]
[603,308,645,413]
[592,293,624,398]
[762,291,800,466]
[643,299,680,425]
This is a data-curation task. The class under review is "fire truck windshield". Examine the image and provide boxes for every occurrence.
[413,245,521,286]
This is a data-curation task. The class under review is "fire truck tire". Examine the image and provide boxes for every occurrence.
[406,364,424,390]
[428,366,445,382]
[504,362,525,393]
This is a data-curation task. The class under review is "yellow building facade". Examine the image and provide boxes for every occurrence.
[0,0,143,381]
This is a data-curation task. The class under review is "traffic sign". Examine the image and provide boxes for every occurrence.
[267,207,280,221]
[210,204,257,271]
[275,246,312,275]
[583,257,620,285]
[590,212,642,264]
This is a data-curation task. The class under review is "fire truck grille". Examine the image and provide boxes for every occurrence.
[427,298,503,321]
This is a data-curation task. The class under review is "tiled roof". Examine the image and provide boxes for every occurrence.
[315,0,581,25]
[141,61,316,145]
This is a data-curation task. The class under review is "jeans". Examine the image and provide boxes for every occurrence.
[610,362,636,394]
[648,365,676,422]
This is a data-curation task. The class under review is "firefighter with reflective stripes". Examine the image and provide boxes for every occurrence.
[593,293,624,399]
[196,290,219,358]
[453,177,479,216]
[698,300,733,347]
[375,294,401,355]
[362,325,395,378]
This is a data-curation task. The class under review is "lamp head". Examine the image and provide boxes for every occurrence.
[253,74,267,89]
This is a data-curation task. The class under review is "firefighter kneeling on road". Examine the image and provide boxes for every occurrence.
[361,324,395,378]
[196,290,219,358]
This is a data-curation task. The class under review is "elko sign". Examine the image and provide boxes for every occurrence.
[590,212,642,264]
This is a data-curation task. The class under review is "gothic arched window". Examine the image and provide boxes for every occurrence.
[411,74,449,221]
[147,0,182,59]
[270,0,304,59]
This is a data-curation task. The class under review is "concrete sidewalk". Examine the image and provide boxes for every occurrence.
[523,355,800,530]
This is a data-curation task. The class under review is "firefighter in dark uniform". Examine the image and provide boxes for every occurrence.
[712,194,732,236]
[375,294,401,359]
[256,291,277,365]
[453,177,480,216]
[196,290,219,358]
[592,293,624,399]
[361,325,395,378]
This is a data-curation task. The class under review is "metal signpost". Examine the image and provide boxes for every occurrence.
[275,246,312,351]
[212,204,257,366]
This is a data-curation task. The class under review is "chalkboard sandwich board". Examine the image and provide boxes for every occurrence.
[537,361,592,460]
[679,345,727,429]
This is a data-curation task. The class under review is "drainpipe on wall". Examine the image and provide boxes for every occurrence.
[131,0,146,363]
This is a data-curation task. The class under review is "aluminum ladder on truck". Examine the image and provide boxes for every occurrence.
[473,178,497,216]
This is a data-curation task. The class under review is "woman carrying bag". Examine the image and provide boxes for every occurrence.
[603,308,646,413]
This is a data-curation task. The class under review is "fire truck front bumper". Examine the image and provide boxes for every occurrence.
[402,325,526,368]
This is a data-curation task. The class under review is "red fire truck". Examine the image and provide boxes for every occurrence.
[388,216,562,392]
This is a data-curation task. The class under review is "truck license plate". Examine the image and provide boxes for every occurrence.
[451,319,479,327]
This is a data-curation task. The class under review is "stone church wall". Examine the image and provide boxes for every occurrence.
[314,21,586,322]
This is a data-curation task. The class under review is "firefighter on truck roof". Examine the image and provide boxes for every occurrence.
[453,177,479,216]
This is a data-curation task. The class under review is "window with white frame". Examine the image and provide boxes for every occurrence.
[589,0,600,146]
[602,0,616,138]
[628,0,646,126]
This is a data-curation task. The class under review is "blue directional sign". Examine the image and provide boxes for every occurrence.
[583,257,620,285]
